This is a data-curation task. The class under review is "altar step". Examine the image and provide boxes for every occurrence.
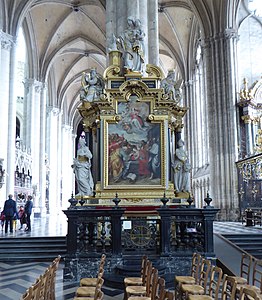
[0,236,67,261]
[222,233,262,259]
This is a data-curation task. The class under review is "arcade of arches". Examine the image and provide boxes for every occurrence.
[0,0,261,221]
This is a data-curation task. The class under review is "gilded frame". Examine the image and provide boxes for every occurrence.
[101,95,168,193]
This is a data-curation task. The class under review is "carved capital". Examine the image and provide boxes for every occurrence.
[0,31,14,50]
[241,115,253,124]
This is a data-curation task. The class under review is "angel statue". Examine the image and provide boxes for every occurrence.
[80,69,104,102]
[160,70,183,103]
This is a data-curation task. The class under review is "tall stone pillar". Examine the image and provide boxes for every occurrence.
[24,79,42,215]
[127,0,139,19]
[106,0,117,54]
[61,125,73,209]
[148,0,159,66]
[39,83,47,216]
[0,31,13,200]
[203,30,239,219]
[46,107,60,215]
[139,0,148,67]
[116,0,127,38]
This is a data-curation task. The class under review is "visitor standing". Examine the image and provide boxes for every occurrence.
[24,195,33,232]
[3,194,17,233]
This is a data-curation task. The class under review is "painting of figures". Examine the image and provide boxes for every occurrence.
[107,96,161,186]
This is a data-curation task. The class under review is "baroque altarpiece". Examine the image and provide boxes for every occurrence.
[76,50,189,205]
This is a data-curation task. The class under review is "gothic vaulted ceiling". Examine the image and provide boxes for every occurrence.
[1,0,234,129]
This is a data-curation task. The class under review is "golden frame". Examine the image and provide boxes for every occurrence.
[99,95,169,199]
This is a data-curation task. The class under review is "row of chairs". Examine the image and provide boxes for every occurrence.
[124,255,174,300]
[73,254,106,300]
[21,255,61,300]
[175,252,262,300]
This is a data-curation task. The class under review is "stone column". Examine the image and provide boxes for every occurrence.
[46,107,60,215]
[38,83,47,216]
[116,0,127,37]
[61,125,73,209]
[0,31,13,200]
[148,0,159,66]
[203,30,239,219]
[106,0,117,58]
[23,79,42,216]
[127,1,139,20]
[139,0,148,67]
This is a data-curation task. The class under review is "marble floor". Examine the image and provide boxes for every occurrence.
[0,213,262,300]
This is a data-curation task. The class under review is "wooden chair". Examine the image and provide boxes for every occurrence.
[80,254,106,287]
[162,290,175,300]
[73,288,104,300]
[174,253,202,299]
[125,261,153,298]
[221,275,237,300]
[188,266,223,300]
[75,276,104,297]
[235,258,262,298]
[179,258,211,300]
[239,286,260,300]
[127,269,161,300]
[21,287,33,300]
[31,277,42,300]
[44,255,61,300]
[228,253,252,285]
[124,255,148,286]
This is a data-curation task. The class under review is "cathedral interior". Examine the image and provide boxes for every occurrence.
[0,1,262,299]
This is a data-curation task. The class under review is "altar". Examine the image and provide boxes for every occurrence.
[63,16,219,283]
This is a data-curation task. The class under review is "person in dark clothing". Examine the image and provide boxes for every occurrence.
[24,195,33,232]
[3,194,17,233]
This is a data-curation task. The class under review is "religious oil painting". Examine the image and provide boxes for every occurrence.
[107,96,161,187]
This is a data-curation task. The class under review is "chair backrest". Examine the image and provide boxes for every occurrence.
[148,268,159,299]
[141,255,148,283]
[240,253,252,284]
[198,258,211,293]
[164,290,174,300]
[145,261,153,295]
[221,274,237,300]
[190,253,202,280]
[98,254,106,270]
[21,287,33,300]
[157,278,166,300]
[94,288,104,300]
[251,258,262,293]
[31,277,42,300]
[239,287,260,300]
[206,266,223,300]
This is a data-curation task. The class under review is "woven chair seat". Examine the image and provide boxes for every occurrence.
[126,285,147,295]
[76,286,96,297]
[188,295,213,300]
[175,275,196,284]
[128,297,150,300]
[229,276,248,284]
[124,277,143,285]
[181,284,205,295]
[80,278,98,287]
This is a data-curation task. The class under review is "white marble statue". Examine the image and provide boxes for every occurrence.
[80,69,104,102]
[117,17,145,72]
[173,139,191,193]
[161,70,183,103]
[72,137,94,196]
